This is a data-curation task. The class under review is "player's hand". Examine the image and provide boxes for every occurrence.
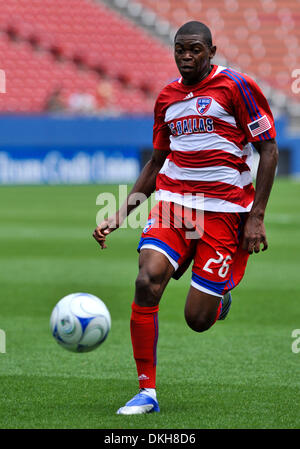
[93,214,120,250]
[242,214,268,254]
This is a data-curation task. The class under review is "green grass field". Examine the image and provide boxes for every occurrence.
[0,178,299,429]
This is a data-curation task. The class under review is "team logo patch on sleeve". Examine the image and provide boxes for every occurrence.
[196,97,212,115]
[143,218,156,234]
[247,115,271,137]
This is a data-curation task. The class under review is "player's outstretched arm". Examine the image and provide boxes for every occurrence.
[242,138,278,254]
[93,148,170,249]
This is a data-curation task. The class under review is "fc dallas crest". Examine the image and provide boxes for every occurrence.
[196,97,212,115]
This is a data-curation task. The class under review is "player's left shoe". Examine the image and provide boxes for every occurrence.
[116,390,160,415]
[218,292,232,320]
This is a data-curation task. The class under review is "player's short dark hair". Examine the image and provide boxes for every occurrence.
[174,21,213,47]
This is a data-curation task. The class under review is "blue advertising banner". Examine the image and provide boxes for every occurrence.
[0,146,141,184]
[0,115,153,185]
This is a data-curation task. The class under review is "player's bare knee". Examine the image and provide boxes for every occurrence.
[135,272,151,294]
[135,272,161,306]
[184,312,213,333]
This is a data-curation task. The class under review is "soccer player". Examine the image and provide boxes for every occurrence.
[93,21,278,415]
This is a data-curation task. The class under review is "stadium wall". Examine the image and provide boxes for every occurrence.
[0,115,298,184]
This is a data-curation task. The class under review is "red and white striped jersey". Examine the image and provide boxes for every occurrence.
[153,64,276,213]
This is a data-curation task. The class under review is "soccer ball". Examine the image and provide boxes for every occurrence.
[50,293,111,353]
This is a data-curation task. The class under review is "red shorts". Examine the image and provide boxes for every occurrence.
[137,201,249,297]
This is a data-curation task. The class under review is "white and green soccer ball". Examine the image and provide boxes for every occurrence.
[50,293,111,353]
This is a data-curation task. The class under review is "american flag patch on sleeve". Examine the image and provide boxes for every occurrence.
[247,115,271,137]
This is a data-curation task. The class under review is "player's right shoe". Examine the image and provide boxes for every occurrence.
[116,389,160,415]
[218,291,232,320]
